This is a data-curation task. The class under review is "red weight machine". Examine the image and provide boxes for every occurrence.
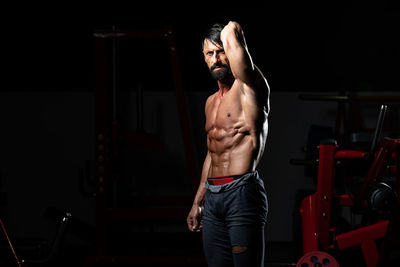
[296,104,400,267]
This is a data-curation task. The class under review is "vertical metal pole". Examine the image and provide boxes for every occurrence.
[112,25,117,122]
[111,25,118,208]
[299,194,319,253]
[165,26,199,194]
[137,83,143,132]
[316,142,337,251]
[94,34,109,256]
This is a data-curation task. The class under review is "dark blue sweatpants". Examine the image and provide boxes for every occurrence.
[202,171,268,267]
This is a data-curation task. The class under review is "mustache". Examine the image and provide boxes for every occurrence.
[210,63,229,71]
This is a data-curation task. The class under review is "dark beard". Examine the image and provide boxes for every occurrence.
[209,63,232,81]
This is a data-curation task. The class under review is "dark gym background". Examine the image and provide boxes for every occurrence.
[1,1,400,266]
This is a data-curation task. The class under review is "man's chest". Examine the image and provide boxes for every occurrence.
[205,91,243,131]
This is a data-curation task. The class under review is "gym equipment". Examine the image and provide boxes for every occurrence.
[85,26,203,266]
[21,212,72,266]
[0,211,71,267]
[296,251,339,267]
[0,217,22,266]
[296,103,400,266]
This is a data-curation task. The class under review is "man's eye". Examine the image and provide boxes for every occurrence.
[207,51,213,56]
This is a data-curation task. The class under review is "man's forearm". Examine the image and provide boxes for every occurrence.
[220,21,255,85]
[192,151,211,207]
[192,184,206,207]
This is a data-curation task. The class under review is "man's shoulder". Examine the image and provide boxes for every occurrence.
[206,92,218,104]
[204,92,217,113]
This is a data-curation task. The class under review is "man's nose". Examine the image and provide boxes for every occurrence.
[211,52,220,64]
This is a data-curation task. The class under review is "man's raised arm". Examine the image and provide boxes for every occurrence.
[220,21,254,83]
[220,21,270,109]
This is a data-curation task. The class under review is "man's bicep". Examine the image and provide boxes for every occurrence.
[228,47,255,84]
[242,66,270,100]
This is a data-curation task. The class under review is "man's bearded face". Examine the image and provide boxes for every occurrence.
[209,62,232,81]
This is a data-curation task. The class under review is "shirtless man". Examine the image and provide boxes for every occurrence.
[186,21,270,267]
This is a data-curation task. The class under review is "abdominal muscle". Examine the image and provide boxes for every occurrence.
[205,84,266,177]
[207,126,257,177]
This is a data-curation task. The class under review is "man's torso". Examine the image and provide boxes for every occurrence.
[205,80,268,177]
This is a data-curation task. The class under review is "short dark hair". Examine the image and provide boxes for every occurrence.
[201,23,225,51]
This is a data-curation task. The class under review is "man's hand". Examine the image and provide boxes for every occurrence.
[187,204,203,232]
[221,21,246,46]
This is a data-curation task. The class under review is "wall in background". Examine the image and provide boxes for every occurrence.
[1,91,398,249]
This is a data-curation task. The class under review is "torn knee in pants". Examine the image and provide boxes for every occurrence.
[232,245,248,254]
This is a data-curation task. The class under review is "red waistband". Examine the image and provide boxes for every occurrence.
[207,174,243,186]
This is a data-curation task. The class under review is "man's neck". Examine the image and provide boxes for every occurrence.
[217,76,234,96]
